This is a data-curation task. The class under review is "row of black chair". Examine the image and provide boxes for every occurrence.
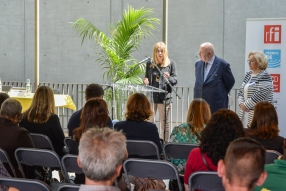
[0,133,280,191]
[32,134,282,165]
[0,160,222,191]
[0,177,80,191]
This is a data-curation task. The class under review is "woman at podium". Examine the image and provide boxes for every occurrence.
[144,42,177,141]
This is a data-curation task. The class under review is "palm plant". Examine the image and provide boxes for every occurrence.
[72,5,160,119]
[72,5,160,84]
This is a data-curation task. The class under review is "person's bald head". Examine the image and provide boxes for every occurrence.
[199,42,215,62]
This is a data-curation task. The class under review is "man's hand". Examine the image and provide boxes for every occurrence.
[144,78,149,85]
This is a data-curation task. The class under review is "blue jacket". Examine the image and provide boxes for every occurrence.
[194,56,235,114]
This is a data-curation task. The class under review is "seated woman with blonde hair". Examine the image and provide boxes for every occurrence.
[20,86,66,157]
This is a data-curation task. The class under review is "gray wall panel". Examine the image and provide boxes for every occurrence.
[1,0,286,87]
[168,0,224,88]
[0,0,25,81]
[224,0,286,88]
[24,0,35,82]
[39,0,111,84]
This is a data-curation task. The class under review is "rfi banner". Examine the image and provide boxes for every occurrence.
[245,18,285,137]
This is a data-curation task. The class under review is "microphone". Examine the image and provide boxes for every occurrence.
[138,57,151,64]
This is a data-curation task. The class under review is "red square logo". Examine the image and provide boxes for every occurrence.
[264,25,281,43]
[270,74,280,93]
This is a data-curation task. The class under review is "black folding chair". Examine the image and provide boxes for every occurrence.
[57,184,80,191]
[127,140,160,159]
[64,137,72,152]
[14,148,69,191]
[123,158,183,191]
[188,171,224,191]
[61,154,83,183]
[0,148,17,177]
[163,142,199,160]
[266,150,282,164]
[0,177,51,191]
[30,133,55,151]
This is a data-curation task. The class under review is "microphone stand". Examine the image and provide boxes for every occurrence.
[150,61,181,141]
[104,57,151,119]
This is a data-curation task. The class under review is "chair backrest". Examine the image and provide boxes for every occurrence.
[0,148,17,177]
[0,177,51,191]
[123,158,183,191]
[188,171,224,191]
[30,133,55,151]
[266,150,282,164]
[163,142,199,159]
[57,184,80,191]
[61,154,83,183]
[14,147,69,182]
[126,140,160,159]
[64,137,72,152]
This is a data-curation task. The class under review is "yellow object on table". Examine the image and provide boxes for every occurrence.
[9,93,76,112]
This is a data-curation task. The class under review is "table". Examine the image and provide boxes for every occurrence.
[9,93,76,112]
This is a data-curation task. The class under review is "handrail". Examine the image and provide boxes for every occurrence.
[3,81,239,135]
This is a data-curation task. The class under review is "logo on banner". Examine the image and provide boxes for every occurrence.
[270,74,280,93]
[264,25,281,43]
[264,50,281,68]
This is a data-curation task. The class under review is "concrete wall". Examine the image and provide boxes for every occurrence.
[1,0,286,88]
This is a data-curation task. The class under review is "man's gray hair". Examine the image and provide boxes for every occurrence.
[0,98,22,118]
[79,127,126,181]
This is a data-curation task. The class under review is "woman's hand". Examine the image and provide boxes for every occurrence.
[240,103,250,112]
[164,72,170,79]
[144,78,149,85]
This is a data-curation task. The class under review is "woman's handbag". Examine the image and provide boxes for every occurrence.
[134,177,166,191]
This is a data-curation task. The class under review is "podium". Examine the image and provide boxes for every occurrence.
[102,82,167,120]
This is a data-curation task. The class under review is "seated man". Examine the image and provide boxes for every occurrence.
[217,138,267,191]
[77,128,126,191]
[0,98,34,177]
[254,139,286,191]
[68,83,113,136]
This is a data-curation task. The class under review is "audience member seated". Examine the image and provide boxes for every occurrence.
[245,101,284,154]
[184,109,245,191]
[218,138,267,191]
[114,93,162,154]
[0,161,19,191]
[254,138,286,191]
[71,98,109,184]
[77,128,126,191]
[169,98,211,173]
[0,98,34,177]
[19,86,66,157]
[0,93,9,109]
[67,83,113,137]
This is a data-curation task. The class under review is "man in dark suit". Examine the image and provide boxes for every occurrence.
[194,42,235,114]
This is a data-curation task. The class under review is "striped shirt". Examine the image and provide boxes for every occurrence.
[238,70,273,126]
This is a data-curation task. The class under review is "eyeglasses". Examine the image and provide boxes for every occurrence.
[247,60,255,63]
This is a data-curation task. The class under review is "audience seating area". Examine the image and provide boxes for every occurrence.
[0,135,283,191]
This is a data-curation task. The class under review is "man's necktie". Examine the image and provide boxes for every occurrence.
[204,62,208,81]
